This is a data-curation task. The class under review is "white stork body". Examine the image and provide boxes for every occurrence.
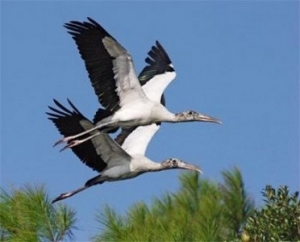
[99,102,173,128]
[55,18,221,149]
[47,100,201,203]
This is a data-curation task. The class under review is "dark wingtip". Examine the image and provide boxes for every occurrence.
[155,40,162,49]
[139,40,174,82]
[86,17,99,26]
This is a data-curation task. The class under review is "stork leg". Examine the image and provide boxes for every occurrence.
[59,132,101,152]
[53,120,117,147]
[52,186,88,203]
[52,175,105,203]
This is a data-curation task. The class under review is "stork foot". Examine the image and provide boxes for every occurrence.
[53,136,75,147]
[59,140,82,152]
[52,192,72,203]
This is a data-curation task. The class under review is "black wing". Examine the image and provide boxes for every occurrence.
[138,40,174,84]
[64,18,120,112]
[47,99,107,172]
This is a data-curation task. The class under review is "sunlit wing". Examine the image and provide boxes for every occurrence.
[101,36,147,107]
[115,123,160,155]
[139,41,176,103]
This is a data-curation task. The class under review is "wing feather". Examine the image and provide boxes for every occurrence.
[64,18,120,112]
[101,36,147,107]
[47,99,132,171]
[92,132,132,169]
[47,99,107,172]
[64,18,147,111]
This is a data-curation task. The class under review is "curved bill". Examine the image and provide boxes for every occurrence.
[196,113,222,124]
[179,162,203,174]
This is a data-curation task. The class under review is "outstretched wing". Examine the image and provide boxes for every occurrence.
[139,41,176,104]
[47,99,107,172]
[64,18,146,111]
[115,123,160,155]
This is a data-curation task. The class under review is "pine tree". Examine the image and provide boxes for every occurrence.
[0,184,77,241]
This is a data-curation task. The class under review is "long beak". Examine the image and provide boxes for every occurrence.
[197,114,222,125]
[179,163,203,173]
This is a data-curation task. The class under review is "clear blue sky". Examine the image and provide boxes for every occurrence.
[2,1,299,240]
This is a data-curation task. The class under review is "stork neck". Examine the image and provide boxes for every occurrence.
[155,106,177,122]
[147,162,164,172]
[138,157,164,172]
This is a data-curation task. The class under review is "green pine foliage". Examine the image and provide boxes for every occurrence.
[0,184,77,242]
[221,168,254,239]
[94,167,254,241]
[3,169,297,241]
[243,185,300,241]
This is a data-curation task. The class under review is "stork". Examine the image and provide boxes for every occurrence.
[47,100,201,203]
[54,17,221,150]
[56,34,174,152]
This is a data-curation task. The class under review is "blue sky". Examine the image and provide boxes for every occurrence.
[1,1,299,240]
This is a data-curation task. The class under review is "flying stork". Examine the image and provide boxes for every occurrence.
[47,100,201,203]
[54,17,221,150]
[56,32,174,152]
